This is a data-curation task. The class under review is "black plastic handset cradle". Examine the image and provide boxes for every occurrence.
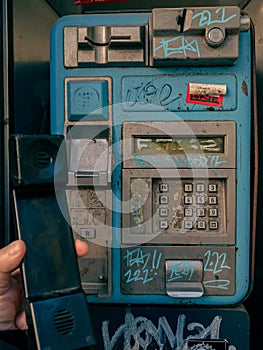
[10,134,96,350]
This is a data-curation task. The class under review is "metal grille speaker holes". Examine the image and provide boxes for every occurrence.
[54,308,75,336]
[34,151,52,169]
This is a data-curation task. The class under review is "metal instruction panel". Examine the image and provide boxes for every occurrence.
[50,7,253,306]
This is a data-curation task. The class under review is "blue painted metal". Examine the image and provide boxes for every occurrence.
[50,11,252,306]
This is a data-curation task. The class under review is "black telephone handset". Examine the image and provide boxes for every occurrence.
[10,135,96,350]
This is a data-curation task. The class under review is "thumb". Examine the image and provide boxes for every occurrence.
[0,240,26,294]
[15,310,27,331]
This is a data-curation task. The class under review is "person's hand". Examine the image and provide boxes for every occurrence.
[0,239,88,331]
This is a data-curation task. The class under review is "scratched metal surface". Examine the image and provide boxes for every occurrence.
[10,0,262,348]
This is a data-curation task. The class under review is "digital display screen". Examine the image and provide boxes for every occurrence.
[134,136,224,155]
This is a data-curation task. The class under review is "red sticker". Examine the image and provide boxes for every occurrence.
[75,0,127,5]
[186,84,224,107]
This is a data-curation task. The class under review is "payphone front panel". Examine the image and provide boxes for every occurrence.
[50,7,253,305]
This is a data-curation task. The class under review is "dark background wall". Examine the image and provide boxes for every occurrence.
[242,1,263,348]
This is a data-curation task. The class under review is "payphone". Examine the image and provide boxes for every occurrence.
[50,4,256,307]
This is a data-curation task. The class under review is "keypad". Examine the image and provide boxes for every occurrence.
[155,179,222,233]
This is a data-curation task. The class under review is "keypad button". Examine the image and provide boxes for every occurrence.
[160,195,169,204]
[184,196,193,205]
[196,196,205,205]
[159,208,169,217]
[80,228,96,239]
[159,220,169,229]
[196,183,205,192]
[209,221,219,230]
[208,183,218,192]
[196,208,206,217]
[197,221,206,230]
[184,208,193,217]
[184,183,193,192]
[209,208,218,217]
[184,220,194,230]
[159,183,168,192]
[208,196,217,205]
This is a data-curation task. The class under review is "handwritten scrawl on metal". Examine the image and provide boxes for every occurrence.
[102,311,237,350]
[123,248,162,285]
[154,36,200,59]
[154,8,237,60]
[131,155,227,168]
[192,8,237,27]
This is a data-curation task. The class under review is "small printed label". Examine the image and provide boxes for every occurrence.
[75,0,127,5]
[187,339,228,350]
[186,84,224,107]
[188,83,227,96]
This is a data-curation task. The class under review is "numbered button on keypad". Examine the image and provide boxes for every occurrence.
[184,183,193,192]
[196,183,205,192]
[160,195,169,204]
[196,208,206,217]
[184,208,193,217]
[208,184,218,193]
[197,221,206,230]
[209,208,218,217]
[196,196,206,205]
[159,208,169,217]
[159,183,169,192]
[184,196,193,205]
[208,196,217,205]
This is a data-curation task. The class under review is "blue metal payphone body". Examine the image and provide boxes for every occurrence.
[50,7,255,307]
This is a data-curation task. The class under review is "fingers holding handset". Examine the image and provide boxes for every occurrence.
[0,240,26,330]
[0,239,88,331]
